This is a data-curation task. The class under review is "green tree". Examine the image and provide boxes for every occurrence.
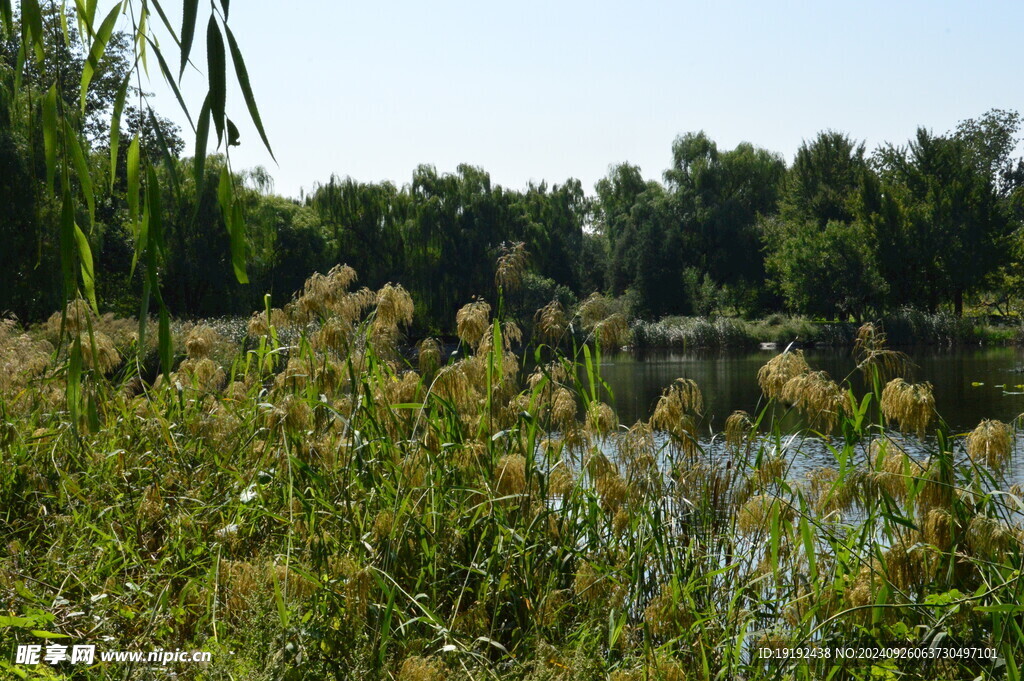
[665,131,786,314]
[874,128,1012,315]
[764,218,885,321]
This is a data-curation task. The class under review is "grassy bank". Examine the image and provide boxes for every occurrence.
[631,308,1024,350]
[2,272,1024,680]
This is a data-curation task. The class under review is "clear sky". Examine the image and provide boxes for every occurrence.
[149,0,1024,198]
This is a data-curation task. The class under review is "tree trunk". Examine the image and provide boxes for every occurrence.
[954,289,964,317]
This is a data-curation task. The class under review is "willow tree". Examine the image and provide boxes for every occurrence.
[1,0,270,416]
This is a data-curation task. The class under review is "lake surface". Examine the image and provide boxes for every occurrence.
[598,346,1024,433]
[594,346,1024,486]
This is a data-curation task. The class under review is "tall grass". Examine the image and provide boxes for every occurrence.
[1,275,1023,680]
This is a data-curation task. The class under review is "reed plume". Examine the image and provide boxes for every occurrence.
[724,410,753,451]
[456,299,491,349]
[417,338,442,376]
[495,241,528,291]
[880,378,934,436]
[965,419,1013,471]
[853,322,911,381]
[536,300,568,342]
[757,350,810,400]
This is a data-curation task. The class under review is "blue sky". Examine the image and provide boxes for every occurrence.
[149,0,1024,198]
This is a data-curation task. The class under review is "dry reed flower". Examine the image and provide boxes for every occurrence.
[313,317,354,355]
[922,507,954,550]
[616,420,656,466]
[807,467,857,515]
[853,322,911,381]
[883,536,928,591]
[434,361,474,410]
[779,370,850,431]
[371,283,414,348]
[880,378,934,436]
[74,331,120,374]
[651,378,703,447]
[551,387,577,431]
[184,325,217,359]
[456,299,491,349]
[966,515,1020,557]
[44,298,95,340]
[578,293,615,329]
[294,264,359,321]
[496,454,527,496]
[398,656,446,681]
[737,494,794,534]
[596,470,629,514]
[417,338,442,376]
[495,241,528,291]
[644,585,691,638]
[329,555,371,624]
[247,307,289,337]
[592,313,630,350]
[572,561,607,604]
[579,293,630,349]
[548,464,574,496]
[757,350,810,400]
[0,319,53,397]
[864,439,914,501]
[536,300,568,342]
[281,395,313,432]
[965,419,1013,471]
[724,410,753,450]
[275,356,310,391]
[177,358,226,392]
[586,401,617,437]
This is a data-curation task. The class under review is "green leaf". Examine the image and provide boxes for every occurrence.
[126,135,140,227]
[799,511,817,581]
[976,604,1024,613]
[145,35,194,131]
[64,122,95,227]
[227,117,240,146]
[1,0,13,35]
[206,16,226,143]
[29,630,69,639]
[219,167,248,283]
[68,333,82,427]
[42,84,58,192]
[60,190,77,300]
[148,107,181,198]
[79,4,119,112]
[20,0,44,62]
[148,0,182,49]
[74,222,97,312]
[193,95,211,190]
[158,305,172,376]
[109,74,129,189]
[225,25,274,160]
[179,0,198,77]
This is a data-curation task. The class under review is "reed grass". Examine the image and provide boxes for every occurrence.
[1,267,1023,680]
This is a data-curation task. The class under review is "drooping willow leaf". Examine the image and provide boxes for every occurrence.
[79,3,120,112]
[206,15,226,143]
[225,25,274,160]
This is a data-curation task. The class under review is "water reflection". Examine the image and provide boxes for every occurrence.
[597,346,1024,432]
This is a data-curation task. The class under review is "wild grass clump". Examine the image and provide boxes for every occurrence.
[2,260,1024,680]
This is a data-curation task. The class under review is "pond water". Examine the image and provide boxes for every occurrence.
[595,346,1024,485]
[598,346,1024,432]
